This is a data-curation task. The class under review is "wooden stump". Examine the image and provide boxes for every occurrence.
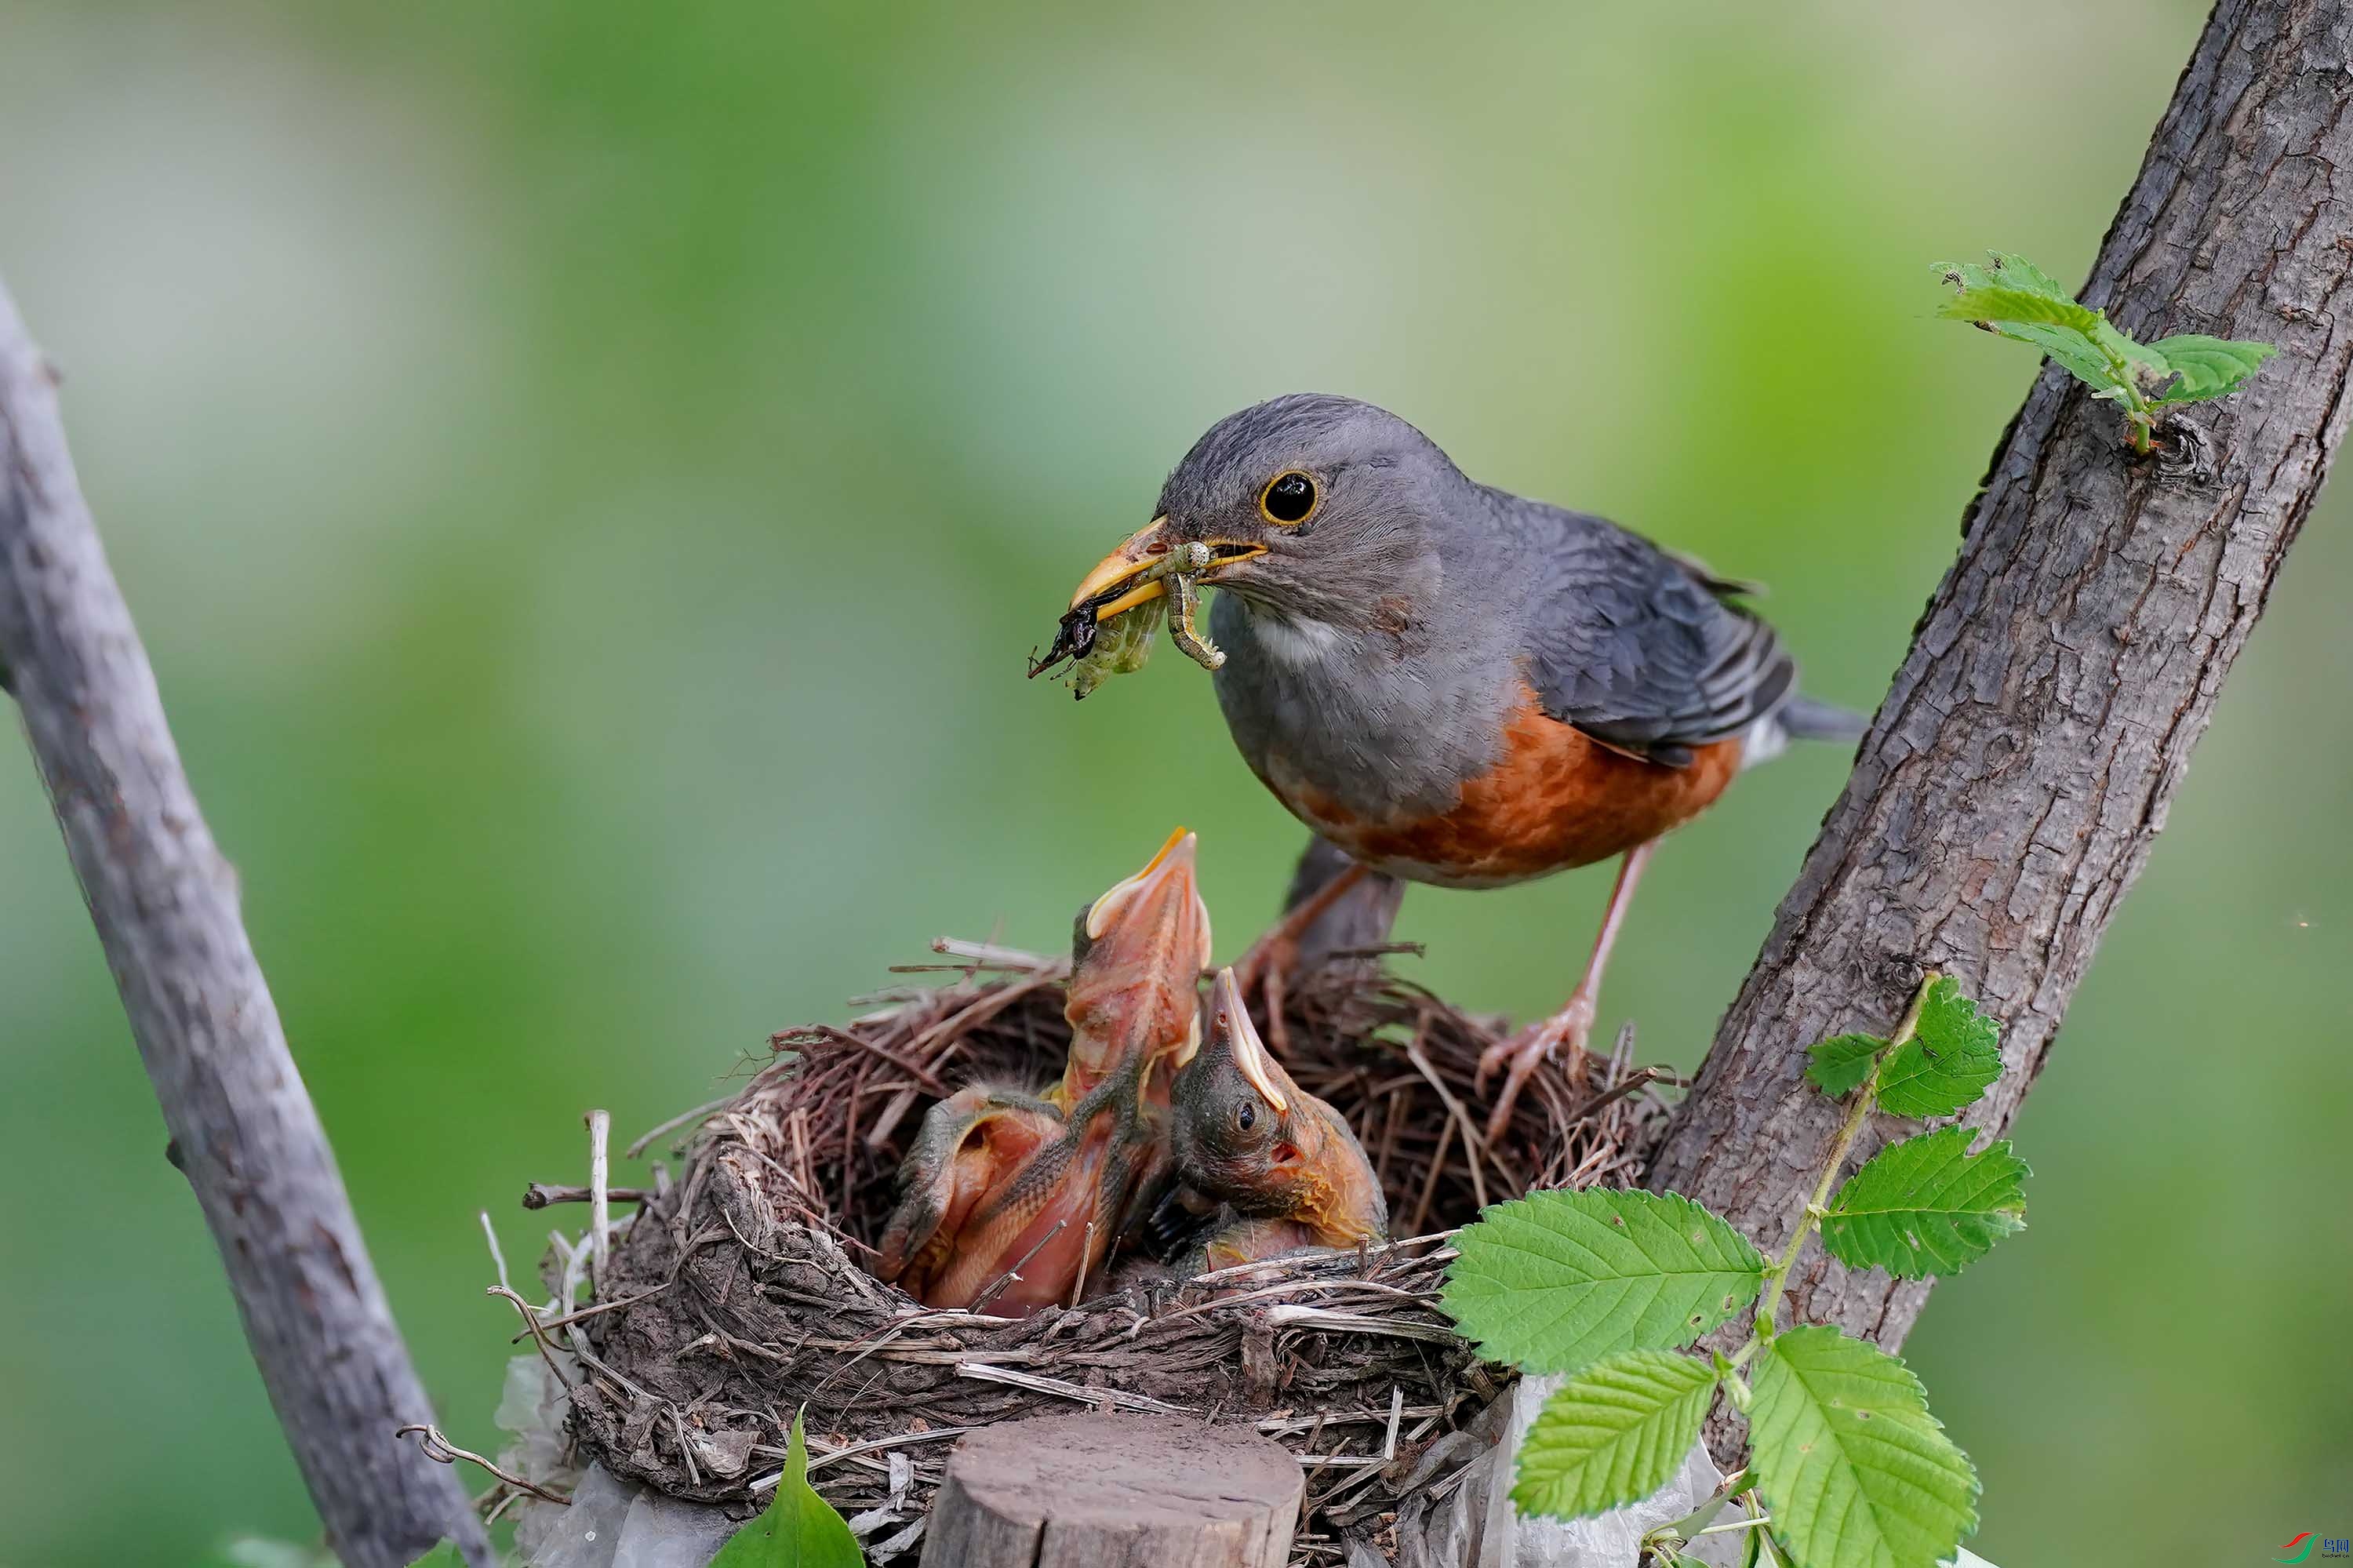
[920,1410,1304,1568]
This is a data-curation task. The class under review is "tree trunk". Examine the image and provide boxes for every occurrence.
[0,281,492,1567]
[1646,0,2353,1359]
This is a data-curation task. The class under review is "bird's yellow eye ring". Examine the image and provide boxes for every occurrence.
[1259,470,1319,526]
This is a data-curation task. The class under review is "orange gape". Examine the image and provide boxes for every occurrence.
[874,828,1213,1315]
[1265,685,1743,888]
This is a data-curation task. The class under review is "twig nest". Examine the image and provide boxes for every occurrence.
[560,944,1672,1563]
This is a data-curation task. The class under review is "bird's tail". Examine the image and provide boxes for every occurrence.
[1777,693,1869,744]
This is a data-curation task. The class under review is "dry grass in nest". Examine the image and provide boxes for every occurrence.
[550,939,1675,1564]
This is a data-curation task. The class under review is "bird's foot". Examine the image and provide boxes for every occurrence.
[1475,988,1597,1144]
[1230,927,1300,1001]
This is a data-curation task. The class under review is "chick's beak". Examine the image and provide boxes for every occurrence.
[1065,829,1214,1087]
[1084,827,1211,966]
[1068,518,1268,621]
[1205,968,1292,1114]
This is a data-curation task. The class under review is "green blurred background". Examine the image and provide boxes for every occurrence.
[2,2,2347,1563]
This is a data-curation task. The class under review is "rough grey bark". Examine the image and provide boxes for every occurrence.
[0,280,492,1567]
[1647,0,2353,1364]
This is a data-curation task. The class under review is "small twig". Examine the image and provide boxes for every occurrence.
[923,937,1064,971]
[396,1423,570,1507]
[1408,1114,1456,1235]
[806,1023,951,1096]
[748,1424,976,1491]
[954,1361,1197,1415]
[522,1182,653,1210]
[667,1406,701,1489]
[584,1110,611,1289]
[1557,1065,1665,1130]
[624,1096,732,1159]
[1402,1028,1502,1207]
[1067,1217,1098,1312]
[486,1286,576,1390]
[508,1286,670,1342]
[966,1218,1068,1315]
[477,1212,511,1297]
[1260,1304,1462,1344]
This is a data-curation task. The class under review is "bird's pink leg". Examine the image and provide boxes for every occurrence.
[1231,860,1372,996]
[1478,839,1657,1144]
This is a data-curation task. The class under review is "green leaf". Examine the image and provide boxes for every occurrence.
[1936,253,2166,393]
[1937,285,2099,336]
[1877,978,2001,1119]
[1937,254,2076,301]
[1820,1128,2028,1279]
[1442,1189,1766,1374]
[711,1411,865,1567]
[2146,334,2278,402]
[1513,1350,1720,1520]
[1750,1326,1979,1568]
[1989,319,2128,391]
[1805,1034,1886,1098]
[1980,252,2075,301]
[401,1548,464,1568]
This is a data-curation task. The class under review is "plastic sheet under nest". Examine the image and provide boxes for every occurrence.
[522,939,1676,1566]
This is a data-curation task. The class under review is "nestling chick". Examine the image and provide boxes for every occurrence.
[1169,967,1388,1271]
[874,828,1212,1315]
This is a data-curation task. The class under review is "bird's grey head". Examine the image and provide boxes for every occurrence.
[1067,395,1474,634]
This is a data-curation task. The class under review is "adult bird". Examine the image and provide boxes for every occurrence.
[1062,395,1860,1141]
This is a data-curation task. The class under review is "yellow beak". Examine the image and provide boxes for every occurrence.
[1068,518,1267,622]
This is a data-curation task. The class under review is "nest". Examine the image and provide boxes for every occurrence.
[551,940,1675,1564]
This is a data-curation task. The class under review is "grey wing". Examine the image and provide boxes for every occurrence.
[1505,500,1795,767]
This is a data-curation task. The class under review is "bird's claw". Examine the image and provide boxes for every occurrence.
[1229,930,1297,1001]
[1477,991,1598,1144]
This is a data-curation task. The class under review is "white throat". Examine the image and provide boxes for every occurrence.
[1246,606,1350,669]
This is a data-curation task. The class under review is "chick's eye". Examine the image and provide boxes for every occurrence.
[1235,1101,1257,1132]
[1260,471,1318,526]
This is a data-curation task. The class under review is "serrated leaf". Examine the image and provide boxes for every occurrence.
[1751,1326,1979,1568]
[2147,333,2278,402]
[1821,1128,2028,1279]
[1937,285,2099,335]
[1980,252,2075,301]
[1442,1190,1766,1374]
[1878,978,2001,1119]
[712,1410,864,1567]
[1939,253,2165,391]
[1513,1350,1719,1520]
[1806,1034,1886,1098]
[1988,319,2128,391]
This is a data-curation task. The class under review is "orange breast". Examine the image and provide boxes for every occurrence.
[1267,687,1742,888]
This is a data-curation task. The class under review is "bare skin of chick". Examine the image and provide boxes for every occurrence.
[875,828,1212,1315]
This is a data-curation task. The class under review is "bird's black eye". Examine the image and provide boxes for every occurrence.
[1235,1101,1257,1132]
[1260,471,1318,526]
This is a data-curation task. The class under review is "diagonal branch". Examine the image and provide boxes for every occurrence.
[0,280,492,1568]
[1647,0,2353,1368]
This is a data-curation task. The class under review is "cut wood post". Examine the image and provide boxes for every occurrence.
[920,1411,1304,1568]
[0,278,493,1566]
